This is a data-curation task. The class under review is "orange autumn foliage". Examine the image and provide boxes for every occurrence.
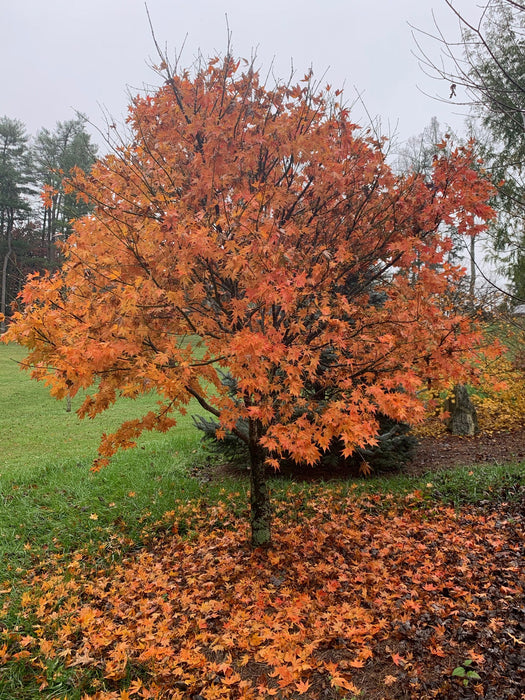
[2,54,499,543]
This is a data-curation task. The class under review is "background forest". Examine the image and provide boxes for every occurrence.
[0,115,97,332]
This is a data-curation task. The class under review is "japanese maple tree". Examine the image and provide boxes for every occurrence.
[2,55,496,545]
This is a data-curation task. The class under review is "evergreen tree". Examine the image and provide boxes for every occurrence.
[0,117,34,332]
[33,116,97,264]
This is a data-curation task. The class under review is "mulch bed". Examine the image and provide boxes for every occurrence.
[407,428,525,476]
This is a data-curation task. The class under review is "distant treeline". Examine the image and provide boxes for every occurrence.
[0,115,97,328]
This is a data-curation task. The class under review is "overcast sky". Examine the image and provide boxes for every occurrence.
[3,0,484,150]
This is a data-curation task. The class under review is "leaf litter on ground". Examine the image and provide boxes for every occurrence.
[1,485,524,699]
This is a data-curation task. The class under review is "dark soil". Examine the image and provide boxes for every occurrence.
[407,427,525,476]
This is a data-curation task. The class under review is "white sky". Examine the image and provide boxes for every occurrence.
[3,0,483,149]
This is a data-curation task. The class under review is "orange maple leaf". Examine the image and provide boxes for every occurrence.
[295,678,311,694]
[391,652,406,666]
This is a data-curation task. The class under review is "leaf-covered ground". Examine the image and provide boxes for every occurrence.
[1,486,524,699]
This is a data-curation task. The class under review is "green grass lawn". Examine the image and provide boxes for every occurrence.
[0,343,200,473]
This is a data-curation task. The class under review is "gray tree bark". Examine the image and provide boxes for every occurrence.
[445,384,478,436]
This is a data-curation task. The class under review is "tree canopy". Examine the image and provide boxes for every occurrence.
[2,55,498,545]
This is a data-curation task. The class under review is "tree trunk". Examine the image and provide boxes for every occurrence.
[469,234,476,304]
[1,220,13,334]
[445,384,478,436]
[248,419,271,547]
[48,195,58,264]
